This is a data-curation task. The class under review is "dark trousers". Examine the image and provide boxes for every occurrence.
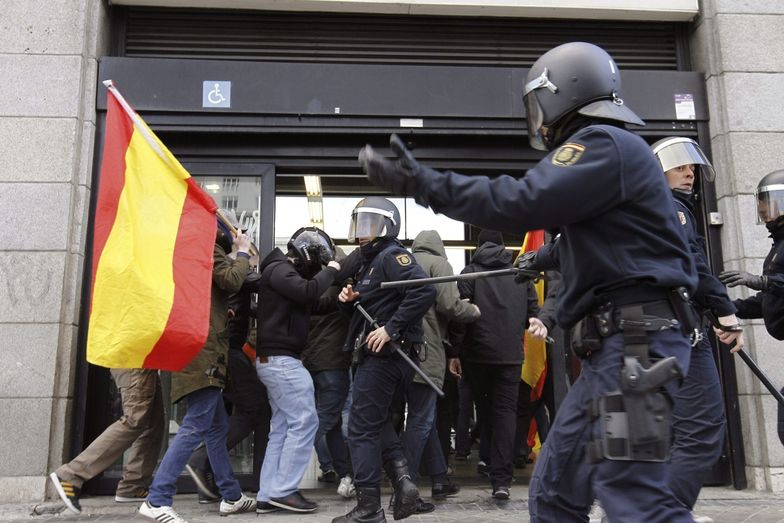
[348,353,414,487]
[189,349,271,489]
[436,371,460,464]
[463,362,520,488]
[455,377,476,456]
[513,380,542,463]
[402,382,448,482]
[528,328,694,523]
[668,333,726,510]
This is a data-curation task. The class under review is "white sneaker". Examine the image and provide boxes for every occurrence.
[691,512,714,523]
[138,501,189,523]
[219,493,256,515]
[588,501,608,523]
[337,475,356,498]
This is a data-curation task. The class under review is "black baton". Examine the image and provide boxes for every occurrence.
[380,268,540,289]
[736,349,784,407]
[353,302,444,398]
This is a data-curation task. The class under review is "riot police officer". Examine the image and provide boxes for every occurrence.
[719,169,784,339]
[651,137,744,517]
[359,42,698,522]
[334,197,436,523]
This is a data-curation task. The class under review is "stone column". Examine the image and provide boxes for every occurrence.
[691,0,784,491]
[0,0,109,502]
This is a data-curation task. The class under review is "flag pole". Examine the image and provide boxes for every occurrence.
[103,80,259,259]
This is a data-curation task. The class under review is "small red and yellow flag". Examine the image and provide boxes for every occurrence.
[87,81,217,371]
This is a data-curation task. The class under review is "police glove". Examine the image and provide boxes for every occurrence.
[358,134,421,196]
[514,251,540,283]
[718,270,768,291]
[318,244,335,265]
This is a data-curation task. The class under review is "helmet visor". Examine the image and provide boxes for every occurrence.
[756,184,784,224]
[348,208,393,243]
[652,138,716,182]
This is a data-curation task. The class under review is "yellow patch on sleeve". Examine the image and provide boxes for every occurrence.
[395,254,412,266]
[552,143,586,167]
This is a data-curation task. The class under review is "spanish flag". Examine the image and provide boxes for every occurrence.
[86,81,217,371]
[520,230,546,452]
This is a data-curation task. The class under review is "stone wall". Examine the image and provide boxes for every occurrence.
[691,0,784,491]
[0,0,109,503]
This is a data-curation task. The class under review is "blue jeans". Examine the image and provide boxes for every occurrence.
[529,328,694,523]
[312,369,352,476]
[402,382,442,482]
[148,387,240,507]
[668,333,726,510]
[256,356,319,501]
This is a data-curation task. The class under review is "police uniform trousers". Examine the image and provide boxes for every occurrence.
[528,327,695,523]
[668,331,726,510]
[348,352,415,487]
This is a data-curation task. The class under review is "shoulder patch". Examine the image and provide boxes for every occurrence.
[552,143,586,167]
[395,253,412,266]
[677,211,687,225]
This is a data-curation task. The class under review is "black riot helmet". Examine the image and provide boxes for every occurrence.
[756,170,784,225]
[651,137,716,194]
[348,197,401,243]
[287,226,336,278]
[523,42,644,151]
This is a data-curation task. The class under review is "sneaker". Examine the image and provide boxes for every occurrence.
[49,472,81,514]
[692,513,714,523]
[256,501,281,514]
[318,469,339,483]
[337,475,356,498]
[477,461,490,478]
[198,491,221,504]
[589,502,607,523]
[185,464,219,501]
[492,485,510,500]
[219,493,256,516]
[454,452,470,461]
[431,480,460,500]
[115,488,148,503]
[269,491,318,513]
[138,501,189,523]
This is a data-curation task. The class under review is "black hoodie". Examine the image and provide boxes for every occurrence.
[457,241,539,365]
[257,248,337,358]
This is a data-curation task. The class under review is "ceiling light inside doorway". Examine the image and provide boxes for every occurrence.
[304,175,322,197]
[204,183,220,193]
[308,197,324,228]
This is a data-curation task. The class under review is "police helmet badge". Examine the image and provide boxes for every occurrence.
[395,254,412,266]
[677,211,687,225]
[552,143,586,167]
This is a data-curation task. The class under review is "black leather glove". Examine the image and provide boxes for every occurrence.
[514,251,540,283]
[718,270,768,291]
[358,134,421,196]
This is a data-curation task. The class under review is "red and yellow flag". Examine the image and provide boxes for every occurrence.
[521,229,547,394]
[87,81,217,371]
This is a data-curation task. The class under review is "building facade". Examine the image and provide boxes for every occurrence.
[0,0,782,503]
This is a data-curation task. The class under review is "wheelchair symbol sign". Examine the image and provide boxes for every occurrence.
[203,81,231,108]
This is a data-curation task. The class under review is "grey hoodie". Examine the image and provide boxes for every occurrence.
[411,230,481,388]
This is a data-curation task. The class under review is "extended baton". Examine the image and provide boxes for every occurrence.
[707,312,784,407]
[380,268,540,289]
[353,302,444,398]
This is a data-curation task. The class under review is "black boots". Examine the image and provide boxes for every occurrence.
[331,486,386,523]
[384,459,419,520]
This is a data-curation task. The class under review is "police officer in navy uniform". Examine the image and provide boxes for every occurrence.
[334,197,436,523]
[651,137,744,519]
[359,42,699,522]
[720,170,784,449]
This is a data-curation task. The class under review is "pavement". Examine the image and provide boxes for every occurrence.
[3,483,784,523]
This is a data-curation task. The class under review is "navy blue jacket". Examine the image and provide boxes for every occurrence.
[733,226,784,340]
[414,123,697,328]
[340,239,436,352]
[672,191,735,317]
